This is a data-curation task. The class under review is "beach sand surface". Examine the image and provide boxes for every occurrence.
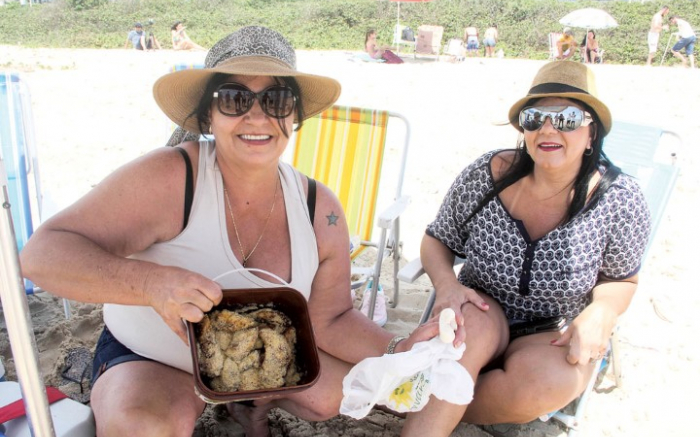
[1,46,699,437]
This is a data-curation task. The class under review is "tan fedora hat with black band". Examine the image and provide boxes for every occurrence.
[508,61,612,136]
[154,26,341,136]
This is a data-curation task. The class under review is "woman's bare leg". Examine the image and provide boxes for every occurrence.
[227,401,274,437]
[401,293,509,437]
[91,361,205,437]
[464,331,597,424]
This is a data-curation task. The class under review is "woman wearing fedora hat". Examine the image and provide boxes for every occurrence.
[20,26,436,437]
[401,61,651,436]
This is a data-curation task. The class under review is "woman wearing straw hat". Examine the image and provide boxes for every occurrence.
[20,26,436,436]
[403,61,651,435]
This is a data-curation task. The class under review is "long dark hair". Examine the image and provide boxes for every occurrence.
[467,98,621,226]
[365,29,376,46]
[186,73,305,139]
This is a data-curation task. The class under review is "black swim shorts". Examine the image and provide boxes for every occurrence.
[91,326,152,387]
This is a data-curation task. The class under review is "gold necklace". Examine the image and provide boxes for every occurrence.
[223,178,279,267]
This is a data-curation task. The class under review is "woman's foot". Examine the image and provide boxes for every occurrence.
[226,401,273,437]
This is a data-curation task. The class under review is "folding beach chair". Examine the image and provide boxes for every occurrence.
[393,24,417,57]
[1,71,96,436]
[397,121,681,436]
[541,121,681,435]
[1,71,42,293]
[444,38,466,62]
[549,32,563,60]
[1,71,77,320]
[415,25,443,61]
[291,105,411,319]
[602,121,681,258]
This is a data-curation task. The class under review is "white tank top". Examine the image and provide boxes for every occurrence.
[103,141,318,373]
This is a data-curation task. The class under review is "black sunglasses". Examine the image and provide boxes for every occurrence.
[213,83,296,119]
[519,106,593,133]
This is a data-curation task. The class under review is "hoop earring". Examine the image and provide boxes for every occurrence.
[584,147,593,156]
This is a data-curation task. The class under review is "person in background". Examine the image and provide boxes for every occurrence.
[580,30,601,64]
[646,5,670,66]
[365,29,404,64]
[124,23,147,50]
[669,15,696,68]
[171,21,206,51]
[21,26,435,437]
[483,25,498,58]
[464,25,479,57]
[399,61,651,437]
[556,28,578,60]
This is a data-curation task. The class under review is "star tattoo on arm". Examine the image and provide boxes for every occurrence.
[326,211,339,226]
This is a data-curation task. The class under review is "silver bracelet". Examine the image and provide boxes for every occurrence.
[386,335,407,354]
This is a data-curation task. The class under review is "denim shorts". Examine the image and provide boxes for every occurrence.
[673,35,696,56]
[91,326,152,387]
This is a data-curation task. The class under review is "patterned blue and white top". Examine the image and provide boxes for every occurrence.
[426,150,651,322]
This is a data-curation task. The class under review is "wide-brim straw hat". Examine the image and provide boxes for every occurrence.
[154,26,341,135]
[508,61,612,136]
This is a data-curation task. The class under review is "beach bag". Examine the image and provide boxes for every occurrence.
[339,337,473,419]
[402,27,415,42]
[381,50,404,64]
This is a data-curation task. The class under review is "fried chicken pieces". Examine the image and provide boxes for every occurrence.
[197,306,301,392]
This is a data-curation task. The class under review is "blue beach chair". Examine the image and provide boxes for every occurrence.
[1,71,96,437]
[397,121,682,436]
[1,71,42,294]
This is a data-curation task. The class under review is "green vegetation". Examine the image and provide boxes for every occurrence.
[1,0,698,65]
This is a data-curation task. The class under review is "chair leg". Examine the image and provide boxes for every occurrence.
[389,219,401,309]
[610,328,622,388]
[63,298,72,319]
[419,288,436,325]
[366,227,389,320]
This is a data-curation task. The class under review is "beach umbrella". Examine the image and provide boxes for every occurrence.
[559,8,618,30]
[559,8,617,62]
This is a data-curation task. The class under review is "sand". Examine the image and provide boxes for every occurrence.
[0,45,699,437]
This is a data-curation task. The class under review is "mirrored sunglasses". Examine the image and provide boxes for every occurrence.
[213,83,296,119]
[519,106,593,133]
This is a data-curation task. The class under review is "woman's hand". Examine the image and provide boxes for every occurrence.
[392,318,441,354]
[431,283,489,348]
[551,301,618,365]
[143,265,223,344]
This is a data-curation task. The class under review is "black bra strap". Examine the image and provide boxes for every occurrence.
[175,147,194,229]
[306,177,317,224]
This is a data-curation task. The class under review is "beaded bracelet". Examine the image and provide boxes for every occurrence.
[386,335,407,354]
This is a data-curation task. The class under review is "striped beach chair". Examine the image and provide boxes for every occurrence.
[292,105,411,318]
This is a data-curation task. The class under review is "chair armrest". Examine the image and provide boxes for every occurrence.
[377,195,411,228]
[397,256,467,284]
[397,257,426,284]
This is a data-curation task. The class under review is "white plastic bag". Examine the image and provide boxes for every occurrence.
[340,337,474,419]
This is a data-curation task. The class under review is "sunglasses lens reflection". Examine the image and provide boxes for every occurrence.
[519,106,586,133]
[217,84,295,119]
[264,87,295,118]
[218,86,253,115]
